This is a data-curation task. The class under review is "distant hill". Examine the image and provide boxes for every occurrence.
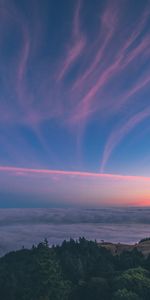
[100,239,150,256]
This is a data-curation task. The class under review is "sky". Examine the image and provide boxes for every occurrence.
[0,0,150,207]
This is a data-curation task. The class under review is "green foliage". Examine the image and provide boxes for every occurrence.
[75,277,110,300]
[0,238,150,300]
[55,237,114,283]
[113,288,141,300]
[0,241,70,300]
[117,249,144,270]
[113,267,150,300]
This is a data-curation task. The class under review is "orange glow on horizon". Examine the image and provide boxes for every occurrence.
[0,165,150,206]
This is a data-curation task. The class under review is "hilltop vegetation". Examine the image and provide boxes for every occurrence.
[139,237,150,244]
[1,238,150,299]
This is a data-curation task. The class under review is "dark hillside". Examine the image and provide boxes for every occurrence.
[0,238,150,299]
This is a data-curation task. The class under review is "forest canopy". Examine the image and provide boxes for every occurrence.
[0,238,150,300]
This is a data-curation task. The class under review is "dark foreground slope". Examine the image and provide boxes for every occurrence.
[0,238,150,300]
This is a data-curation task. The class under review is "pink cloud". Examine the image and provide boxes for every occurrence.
[57,38,86,81]
[0,0,150,182]
[100,107,150,172]
[73,0,82,37]
[56,0,86,81]
[114,73,150,112]
[69,5,150,125]
[72,1,120,91]
[1,165,150,183]
[0,0,150,130]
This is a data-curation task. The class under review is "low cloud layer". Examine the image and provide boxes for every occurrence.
[0,207,150,255]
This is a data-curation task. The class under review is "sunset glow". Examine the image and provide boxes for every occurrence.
[0,0,150,207]
[0,166,150,206]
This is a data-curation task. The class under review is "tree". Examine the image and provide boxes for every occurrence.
[113,267,150,300]
[113,288,140,300]
[0,244,71,300]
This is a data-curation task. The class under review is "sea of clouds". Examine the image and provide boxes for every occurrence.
[0,207,150,255]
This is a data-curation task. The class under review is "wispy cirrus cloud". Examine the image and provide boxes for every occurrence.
[1,0,150,187]
[1,0,150,128]
[71,0,120,91]
[100,107,150,172]
[69,7,150,124]
[1,0,150,123]
[56,0,86,81]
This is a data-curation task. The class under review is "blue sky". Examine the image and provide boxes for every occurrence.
[0,0,150,207]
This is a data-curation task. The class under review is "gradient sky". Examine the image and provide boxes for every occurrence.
[0,0,150,207]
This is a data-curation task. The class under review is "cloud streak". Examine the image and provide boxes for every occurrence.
[56,0,86,81]
[0,0,150,126]
[0,0,150,193]
[100,107,150,172]
[1,165,150,182]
